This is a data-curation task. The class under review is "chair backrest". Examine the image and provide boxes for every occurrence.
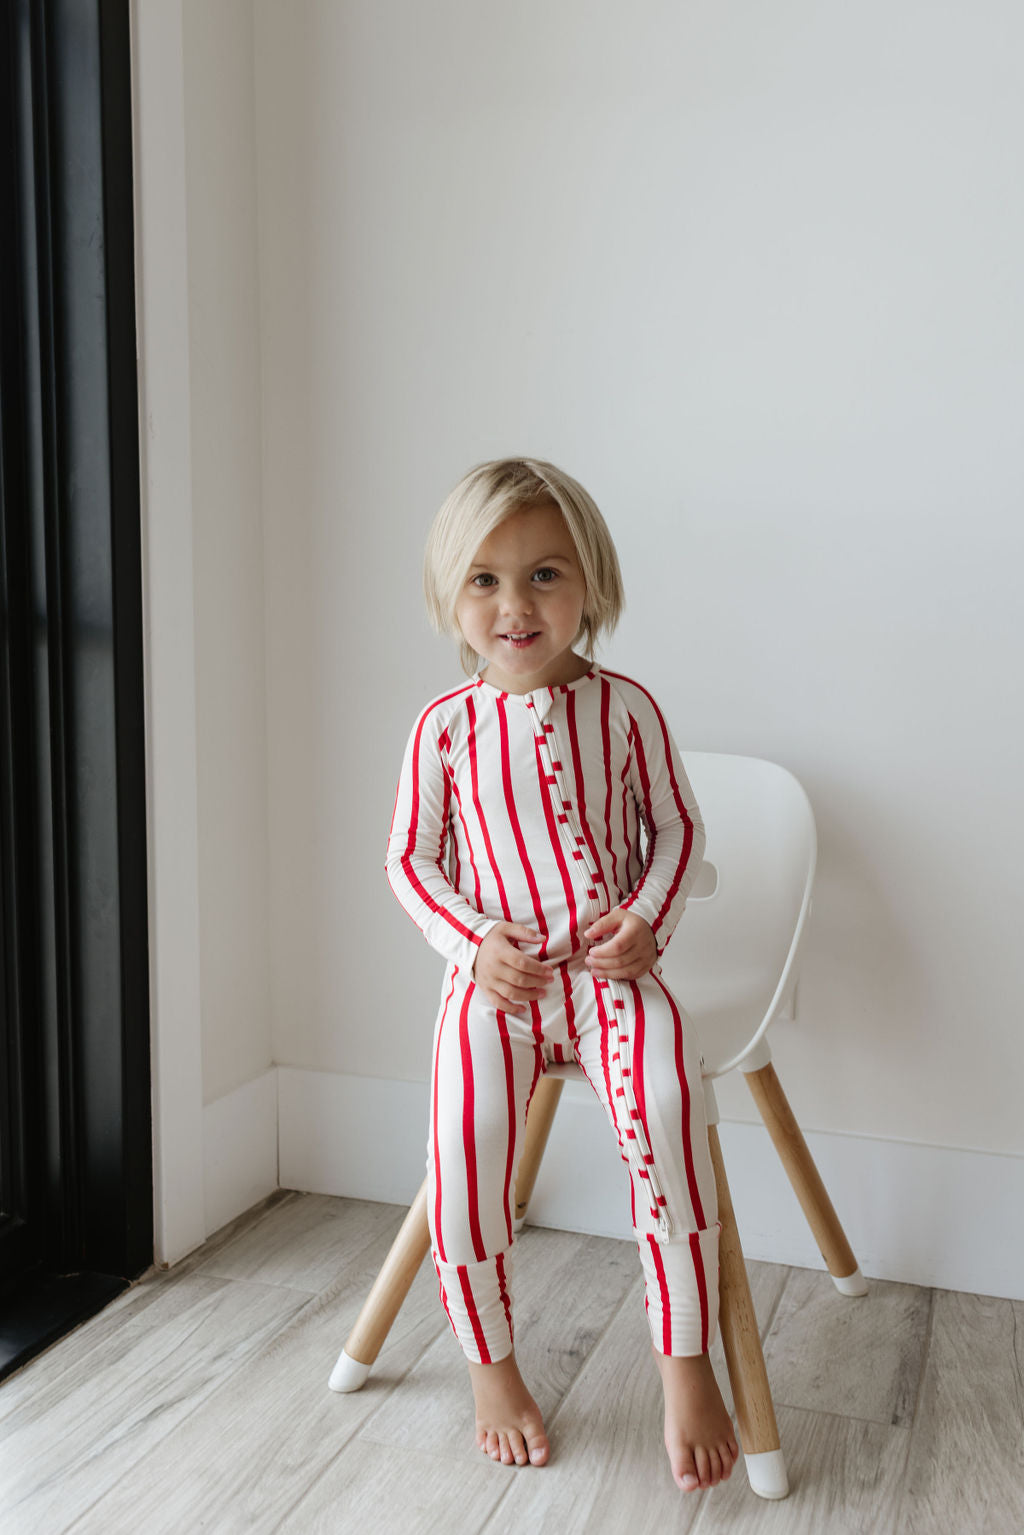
[656,752,817,1077]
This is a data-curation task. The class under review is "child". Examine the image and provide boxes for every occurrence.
[385,458,738,1492]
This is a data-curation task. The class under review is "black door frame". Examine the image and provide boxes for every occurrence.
[0,0,152,1382]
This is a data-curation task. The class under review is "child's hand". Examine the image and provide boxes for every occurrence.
[583,908,657,980]
[473,923,555,1016]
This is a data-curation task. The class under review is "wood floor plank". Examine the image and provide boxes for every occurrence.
[359,1224,638,1462]
[3,1191,1019,1535]
[0,1276,312,1535]
[170,1189,304,1278]
[0,1191,304,1424]
[692,1406,911,1534]
[890,1290,1024,1535]
[192,1192,408,1294]
[762,1268,931,1426]
[273,1438,511,1534]
[55,1218,448,1535]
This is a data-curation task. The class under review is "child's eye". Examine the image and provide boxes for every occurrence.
[532,568,558,584]
[471,573,497,588]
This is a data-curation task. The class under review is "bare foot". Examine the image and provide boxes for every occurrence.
[467,1352,550,1467]
[654,1348,739,1492]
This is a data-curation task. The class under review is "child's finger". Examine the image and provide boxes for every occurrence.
[498,968,549,999]
[587,942,639,972]
[483,985,527,1016]
[506,951,554,980]
[588,930,625,954]
[504,923,543,944]
[583,912,621,940]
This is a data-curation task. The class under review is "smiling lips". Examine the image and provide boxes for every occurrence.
[500,632,540,649]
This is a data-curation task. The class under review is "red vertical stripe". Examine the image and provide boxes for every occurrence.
[457,1265,491,1363]
[497,1009,517,1245]
[397,697,485,947]
[525,1000,545,1115]
[604,671,698,933]
[648,1234,673,1354]
[619,748,632,877]
[653,973,707,1229]
[436,739,452,867]
[447,773,483,913]
[533,735,579,947]
[689,1231,711,1352]
[434,1263,455,1334]
[458,985,487,1262]
[497,698,549,953]
[565,690,612,906]
[600,680,620,890]
[561,965,577,1048]
[629,979,648,1134]
[496,1251,514,1344]
[431,969,458,1263]
[466,693,513,921]
[625,720,689,937]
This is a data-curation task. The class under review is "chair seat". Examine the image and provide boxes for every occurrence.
[541,989,778,1083]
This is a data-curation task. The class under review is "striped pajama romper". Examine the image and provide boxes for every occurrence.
[386,665,720,1364]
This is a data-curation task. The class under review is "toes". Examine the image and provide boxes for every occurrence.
[485,1429,501,1461]
[672,1446,700,1493]
[527,1432,550,1466]
[508,1430,528,1466]
[498,1431,514,1465]
[693,1446,712,1488]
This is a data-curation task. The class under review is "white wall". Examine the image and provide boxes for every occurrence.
[183,0,273,1106]
[135,0,275,1261]
[255,0,1024,1154]
[136,0,1024,1276]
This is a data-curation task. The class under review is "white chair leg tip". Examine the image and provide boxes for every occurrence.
[744,1447,789,1500]
[512,1215,526,1234]
[832,1265,869,1297]
[328,1350,371,1393]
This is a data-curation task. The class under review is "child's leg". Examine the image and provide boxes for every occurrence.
[426,972,550,1466]
[573,969,738,1491]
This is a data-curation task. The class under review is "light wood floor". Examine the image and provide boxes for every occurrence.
[2,1190,1022,1534]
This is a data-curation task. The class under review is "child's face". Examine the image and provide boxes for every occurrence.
[455,501,589,693]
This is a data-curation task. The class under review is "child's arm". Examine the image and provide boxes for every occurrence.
[604,673,707,959]
[385,699,499,974]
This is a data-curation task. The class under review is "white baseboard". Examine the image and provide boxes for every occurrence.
[275,1065,1024,1303]
[202,1068,279,1239]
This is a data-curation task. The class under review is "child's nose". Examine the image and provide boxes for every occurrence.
[500,582,534,615]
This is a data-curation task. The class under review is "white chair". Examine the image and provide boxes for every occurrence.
[328,752,867,1501]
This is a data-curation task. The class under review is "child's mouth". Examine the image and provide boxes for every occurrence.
[500,632,540,650]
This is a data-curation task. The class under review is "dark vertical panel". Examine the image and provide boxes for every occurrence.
[99,0,152,1273]
[0,0,152,1370]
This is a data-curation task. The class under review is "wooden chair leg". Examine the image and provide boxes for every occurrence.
[513,1074,565,1228]
[708,1123,789,1500]
[328,1179,431,1392]
[329,1073,567,1393]
[743,1063,868,1296]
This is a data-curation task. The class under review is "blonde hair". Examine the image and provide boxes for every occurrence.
[424,458,625,676]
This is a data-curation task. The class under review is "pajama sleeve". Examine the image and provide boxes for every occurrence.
[613,677,707,956]
[385,699,499,973]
